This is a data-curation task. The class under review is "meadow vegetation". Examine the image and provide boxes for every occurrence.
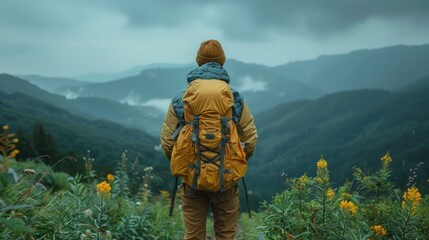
[1,125,428,239]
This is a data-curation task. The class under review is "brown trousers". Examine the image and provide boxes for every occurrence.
[181,184,240,240]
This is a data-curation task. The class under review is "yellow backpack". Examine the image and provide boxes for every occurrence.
[170,79,247,192]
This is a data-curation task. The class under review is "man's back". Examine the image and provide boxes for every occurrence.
[160,39,257,240]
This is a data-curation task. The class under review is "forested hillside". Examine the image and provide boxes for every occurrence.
[0,91,167,183]
[248,77,429,200]
[17,74,85,93]
[0,74,164,135]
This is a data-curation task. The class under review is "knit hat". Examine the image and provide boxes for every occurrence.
[196,39,226,66]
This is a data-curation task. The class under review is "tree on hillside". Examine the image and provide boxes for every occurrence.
[15,129,38,160]
[32,122,59,162]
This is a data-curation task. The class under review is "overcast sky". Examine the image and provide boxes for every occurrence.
[1,0,429,77]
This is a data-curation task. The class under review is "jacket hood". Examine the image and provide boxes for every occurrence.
[186,62,230,84]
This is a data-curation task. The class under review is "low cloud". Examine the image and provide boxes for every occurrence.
[120,91,141,106]
[62,90,80,100]
[120,92,171,112]
[141,98,171,112]
[61,86,84,100]
[236,76,267,93]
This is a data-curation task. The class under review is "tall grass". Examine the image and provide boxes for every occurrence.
[256,154,429,240]
[1,125,428,239]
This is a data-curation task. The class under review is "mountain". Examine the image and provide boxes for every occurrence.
[60,67,192,104]
[18,44,429,138]
[0,74,164,136]
[56,44,429,116]
[75,63,194,83]
[247,78,429,200]
[18,74,86,94]
[0,91,166,176]
[399,76,429,92]
[60,59,323,114]
[226,60,323,113]
[273,44,429,93]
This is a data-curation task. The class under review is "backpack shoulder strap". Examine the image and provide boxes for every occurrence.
[230,87,244,123]
[171,90,185,140]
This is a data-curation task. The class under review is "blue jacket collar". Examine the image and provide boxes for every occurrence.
[186,62,230,84]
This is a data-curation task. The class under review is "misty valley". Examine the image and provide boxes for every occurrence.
[2,44,429,239]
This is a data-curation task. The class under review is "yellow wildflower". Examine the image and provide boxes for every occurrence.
[96,181,111,197]
[381,152,392,168]
[12,138,19,144]
[2,125,8,131]
[107,173,115,182]
[402,186,421,212]
[326,188,335,200]
[340,200,348,209]
[371,225,387,237]
[159,190,170,198]
[298,174,309,184]
[340,200,357,215]
[315,155,330,185]
[317,157,328,169]
[9,149,19,158]
[403,186,421,203]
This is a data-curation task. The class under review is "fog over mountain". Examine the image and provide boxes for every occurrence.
[21,44,429,116]
[74,63,194,83]
[4,43,429,203]
[0,74,164,136]
[248,77,429,199]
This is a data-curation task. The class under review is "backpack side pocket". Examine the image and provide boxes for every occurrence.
[171,125,195,177]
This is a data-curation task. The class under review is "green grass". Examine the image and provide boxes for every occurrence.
[1,127,429,239]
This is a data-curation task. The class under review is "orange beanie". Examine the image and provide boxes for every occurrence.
[196,39,226,66]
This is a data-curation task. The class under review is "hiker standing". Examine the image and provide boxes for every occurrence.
[161,39,258,240]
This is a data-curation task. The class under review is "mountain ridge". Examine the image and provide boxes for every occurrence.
[248,83,429,199]
[23,44,429,117]
[0,74,164,135]
[273,44,429,92]
[0,91,163,171]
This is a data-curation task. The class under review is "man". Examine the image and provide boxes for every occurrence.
[160,39,257,240]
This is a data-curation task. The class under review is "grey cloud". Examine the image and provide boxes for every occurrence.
[1,0,429,76]
[217,0,429,40]
[108,0,429,40]
[112,1,207,28]
[0,1,74,30]
[2,0,429,41]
